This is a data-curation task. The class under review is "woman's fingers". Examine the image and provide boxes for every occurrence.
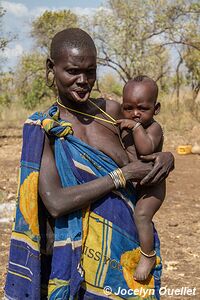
[140,152,174,185]
[140,164,161,185]
[144,170,166,185]
[140,154,156,162]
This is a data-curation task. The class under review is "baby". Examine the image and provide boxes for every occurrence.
[117,75,165,281]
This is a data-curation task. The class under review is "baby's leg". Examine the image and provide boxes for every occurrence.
[134,181,166,281]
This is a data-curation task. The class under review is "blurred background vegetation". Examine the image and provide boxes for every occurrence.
[0,0,200,145]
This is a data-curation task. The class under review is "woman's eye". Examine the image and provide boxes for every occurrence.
[87,69,96,75]
[66,69,77,75]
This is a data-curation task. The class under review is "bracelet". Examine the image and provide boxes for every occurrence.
[108,168,126,189]
[132,122,142,132]
[116,168,126,188]
[140,248,156,258]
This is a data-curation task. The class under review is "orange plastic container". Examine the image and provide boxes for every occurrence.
[176,145,192,155]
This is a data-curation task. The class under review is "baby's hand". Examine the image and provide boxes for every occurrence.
[116,119,137,130]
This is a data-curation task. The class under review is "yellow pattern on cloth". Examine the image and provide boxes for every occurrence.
[48,278,70,296]
[82,211,113,287]
[121,249,161,298]
[19,171,39,236]
[41,105,73,137]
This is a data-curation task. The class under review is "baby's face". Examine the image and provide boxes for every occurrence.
[122,82,158,126]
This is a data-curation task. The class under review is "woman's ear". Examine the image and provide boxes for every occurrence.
[154,102,161,115]
[46,58,55,72]
[46,58,55,88]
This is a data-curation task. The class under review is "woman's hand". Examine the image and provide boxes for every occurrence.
[139,152,175,185]
[121,159,153,182]
[121,152,174,185]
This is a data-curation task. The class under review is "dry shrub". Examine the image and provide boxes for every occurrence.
[0,98,53,128]
[0,89,199,149]
[156,90,200,148]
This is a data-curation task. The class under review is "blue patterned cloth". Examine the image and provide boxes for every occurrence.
[5,105,162,300]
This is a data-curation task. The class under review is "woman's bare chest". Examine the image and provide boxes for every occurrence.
[69,118,129,167]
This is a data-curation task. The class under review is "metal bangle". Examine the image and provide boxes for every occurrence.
[132,122,142,132]
[140,248,156,258]
[108,168,126,189]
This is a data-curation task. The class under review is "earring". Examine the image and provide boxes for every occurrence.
[46,69,55,88]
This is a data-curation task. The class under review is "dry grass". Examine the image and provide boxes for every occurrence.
[0,91,200,148]
[157,91,200,147]
[0,99,53,128]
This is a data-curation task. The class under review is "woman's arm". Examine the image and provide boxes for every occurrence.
[39,136,153,218]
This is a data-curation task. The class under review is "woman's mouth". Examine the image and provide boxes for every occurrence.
[71,90,90,101]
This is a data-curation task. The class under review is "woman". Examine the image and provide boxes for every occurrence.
[5,28,174,300]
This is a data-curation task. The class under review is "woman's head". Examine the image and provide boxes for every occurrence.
[46,28,97,104]
[50,28,97,62]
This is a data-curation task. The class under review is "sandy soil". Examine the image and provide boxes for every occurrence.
[0,128,199,299]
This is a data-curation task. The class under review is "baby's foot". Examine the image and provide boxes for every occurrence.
[133,252,156,281]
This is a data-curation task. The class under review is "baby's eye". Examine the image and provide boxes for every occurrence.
[123,106,132,111]
[139,107,148,111]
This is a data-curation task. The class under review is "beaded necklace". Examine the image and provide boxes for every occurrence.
[56,98,117,125]
[56,98,125,149]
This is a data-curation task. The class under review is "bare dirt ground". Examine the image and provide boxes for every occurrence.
[0,127,199,299]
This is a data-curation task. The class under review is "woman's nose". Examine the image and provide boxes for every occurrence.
[77,73,88,84]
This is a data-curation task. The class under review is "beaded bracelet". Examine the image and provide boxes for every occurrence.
[108,168,126,189]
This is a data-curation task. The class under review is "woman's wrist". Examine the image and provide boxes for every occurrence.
[108,168,127,189]
[121,165,133,181]
[121,160,149,182]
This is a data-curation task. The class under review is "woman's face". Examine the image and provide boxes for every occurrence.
[52,47,97,103]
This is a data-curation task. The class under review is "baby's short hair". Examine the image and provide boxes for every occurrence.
[129,75,158,101]
[50,28,97,61]
[132,75,156,85]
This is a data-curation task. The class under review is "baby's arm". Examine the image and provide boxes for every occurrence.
[117,119,163,156]
[120,127,138,162]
